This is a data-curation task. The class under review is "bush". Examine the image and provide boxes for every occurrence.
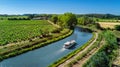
[115,25,120,31]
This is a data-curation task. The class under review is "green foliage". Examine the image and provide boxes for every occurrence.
[76,14,120,20]
[115,25,120,31]
[77,16,95,25]
[50,15,58,24]
[85,51,109,67]
[0,15,28,20]
[103,31,118,50]
[58,13,77,29]
[8,18,30,20]
[83,31,118,67]
[0,20,56,45]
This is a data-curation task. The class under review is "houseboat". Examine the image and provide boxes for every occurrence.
[63,40,76,49]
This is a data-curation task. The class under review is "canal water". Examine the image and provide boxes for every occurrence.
[0,27,92,67]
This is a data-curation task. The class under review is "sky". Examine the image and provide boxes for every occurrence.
[0,0,120,15]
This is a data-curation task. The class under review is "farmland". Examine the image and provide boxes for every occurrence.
[98,22,120,29]
[0,20,56,46]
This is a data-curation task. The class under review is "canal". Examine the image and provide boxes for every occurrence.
[0,27,92,67]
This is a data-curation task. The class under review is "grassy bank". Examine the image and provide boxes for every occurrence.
[0,29,73,61]
[48,32,96,67]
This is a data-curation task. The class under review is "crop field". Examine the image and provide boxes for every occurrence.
[98,22,120,29]
[0,20,56,46]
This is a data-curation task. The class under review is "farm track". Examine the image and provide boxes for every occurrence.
[72,38,104,67]
[47,20,60,28]
[0,37,40,49]
[58,33,99,67]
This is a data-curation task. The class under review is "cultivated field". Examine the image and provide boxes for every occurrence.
[98,22,120,29]
[0,20,56,46]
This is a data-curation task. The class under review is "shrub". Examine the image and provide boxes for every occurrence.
[115,25,120,31]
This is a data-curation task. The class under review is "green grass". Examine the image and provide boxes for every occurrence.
[0,20,56,45]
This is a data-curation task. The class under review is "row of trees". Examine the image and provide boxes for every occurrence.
[8,18,30,20]
[77,16,96,25]
[50,13,98,29]
[76,14,120,20]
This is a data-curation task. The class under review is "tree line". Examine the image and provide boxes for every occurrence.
[76,14,120,20]
[8,18,30,20]
[50,13,97,29]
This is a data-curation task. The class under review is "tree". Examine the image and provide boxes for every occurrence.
[51,15,58,24]
[28,14,34,19]
[77,16,95,25]
[58,13,77,29]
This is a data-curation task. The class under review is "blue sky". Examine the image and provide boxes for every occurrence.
[0,0,120,15]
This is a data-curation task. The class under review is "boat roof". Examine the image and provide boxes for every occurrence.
[64,41,70,44]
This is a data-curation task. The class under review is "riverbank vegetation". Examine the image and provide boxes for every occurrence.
[83,31,118,67]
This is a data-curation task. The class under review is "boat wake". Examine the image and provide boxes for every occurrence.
[55,48,66,55]
[59,48,66,52]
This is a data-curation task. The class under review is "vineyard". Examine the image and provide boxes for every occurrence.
[0,20,56,46]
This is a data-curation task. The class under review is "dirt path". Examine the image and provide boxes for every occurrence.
[58,33,98,67]
[73,39,104,67]
[47,20,60,28]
